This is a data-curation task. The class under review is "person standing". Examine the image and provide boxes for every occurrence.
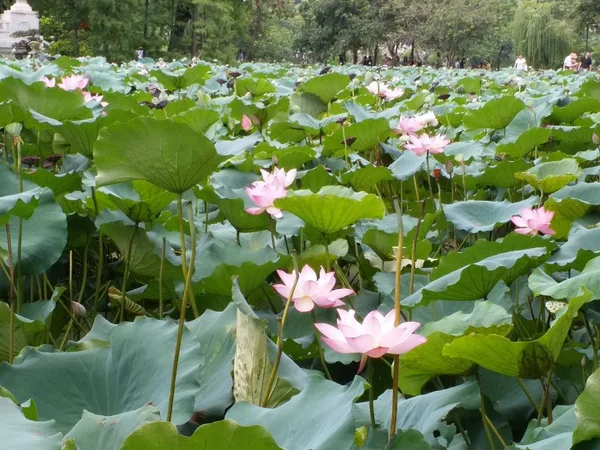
[581,52,593,71]
[514,54,528,71]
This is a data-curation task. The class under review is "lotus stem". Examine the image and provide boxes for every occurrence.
[262,251,299,407]
[342,124,349,167]
[5,224,15,364]
[159,237,166,320]
[167,201,197,422]
[119,226,137,323]
[15,137,24,313]
[176,195,199,318]
[409,213,423,295]
[412,175,421,215]
[390,198,404,440]
[311,310,332,380]
[324,241,331,272]
[582,310,598,373]
[93,231,104,317]
[368,358,376,428]
[479,376,496,450]
[516,378,540,417]
[77,238,90,305]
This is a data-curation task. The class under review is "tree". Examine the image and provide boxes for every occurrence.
[512,0,573,69]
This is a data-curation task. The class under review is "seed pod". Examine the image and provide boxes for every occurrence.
[21,155,40,168]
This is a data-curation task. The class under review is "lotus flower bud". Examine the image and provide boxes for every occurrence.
[593,133,599,145]
[71,301,87,318]
[445,160,454,174]
[5,122,22,137]
[582,355,588,368]
[433,168,441,180]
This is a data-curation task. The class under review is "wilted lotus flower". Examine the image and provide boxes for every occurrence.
[245,167,296,219]
[404,133,450,156]
[315,309,427,372]
[21,155,40,168]
[510,206,555,236]
[58,74,89,91]
[273,265,354,312]
[241,115,253,131]
[40,76,56,87]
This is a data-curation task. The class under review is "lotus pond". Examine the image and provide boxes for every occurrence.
[1,57,600,450]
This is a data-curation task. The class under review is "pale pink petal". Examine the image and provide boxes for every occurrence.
[245,207,266,215]
[510,216,527,228]
[365,347,390,358]
[346,334,376,353]
[387,335,427,355]
[293,296,314,312]
[322,337,355,354]
[272,283,291,299]
[514,227,533,235]
[328,288,355,300]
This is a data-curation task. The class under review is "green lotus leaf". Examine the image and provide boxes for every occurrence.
[404,234,551,306]
[340,165,393,192]
[0,77,93,123]
[299,165,338,192]
[463,96,525,130]
[362,382,480,446]
[172,108,221,134]
[466,159,532,189]
[574,368,600,444]
[544,182,600,238]
[389,151,426,181]
[456,77,482,95]
[549,97,600,124]
[95,116,225,193]
[59,109,138,158]
[548,125,600,144]
[546,226,600,271]
[64,406,161,450]
[444,197,537,233]
[275,186,385,235]
[236,78,276,97]
[0,167,67,276]
[94,181,176,223]
[0,397,62,450]
[289,92,327,118]
[495,128,552,158]
[442,289,591,378]
[515,159,581,193]
[121,420,282,450]
[534,256,600,300]
[0,317,202,433]
[299,73,350,104]
[398,302,513,395]
[226,376,364,450]
[323,118,390,155]
[100,222,181,279]
[21,169,83,198]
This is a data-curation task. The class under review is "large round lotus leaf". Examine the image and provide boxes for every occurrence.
[0,317,202,433]
[444,197,537,233]
[0,301,53,363]
[463,96,525,130]
[574,368,600,444]
[546,226,600,271]
[64,405,161,450]
[120,420,282,450]
[398,301,513,395]
[0,397,62,450]
[549,97,600,124]
[535,256,600,301]
[466,159,532,189]
[0,77,93,123]
[236,78,276,97]
[226,376,364,450]
[94,116,225,193]
[323,118,390,154]
[299,73,350,104]
[515,159,581,193]
[0,166,67,276]
[404,234,551,306]
[443,289,590,379]
[359,382,480,446]
[495,128,552,158]
[275,186,385,235]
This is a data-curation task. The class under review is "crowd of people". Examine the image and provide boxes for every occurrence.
[513,51,594,72]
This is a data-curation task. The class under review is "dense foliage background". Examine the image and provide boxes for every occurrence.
[15,0,600,66]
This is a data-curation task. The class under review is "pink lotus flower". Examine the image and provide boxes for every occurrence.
[241,115,253,131]
[245,167,296,219]
[260,168,297,189]
[58,74,89,91]
[83,91,109,108]
[40,76,56,87]
[510,206,555,236]
[245,182,287,218]
[384,87,404,101]
[404,133,450,156]
[273,265,354,313]
[396,117,425,135]
[366,81,403,101]
[416,111,438,128]
[315,309,426,372]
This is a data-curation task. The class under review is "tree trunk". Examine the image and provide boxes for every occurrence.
[72,21,80,57]
[353,48,358,64]
[248,0,262,59]
[190,3,198,57]
[410,39,415,65]
[168,0,191,53]
[143,0,149,46]
[373,44,378,66]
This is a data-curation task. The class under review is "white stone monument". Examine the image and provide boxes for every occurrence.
[0,0,40,56]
